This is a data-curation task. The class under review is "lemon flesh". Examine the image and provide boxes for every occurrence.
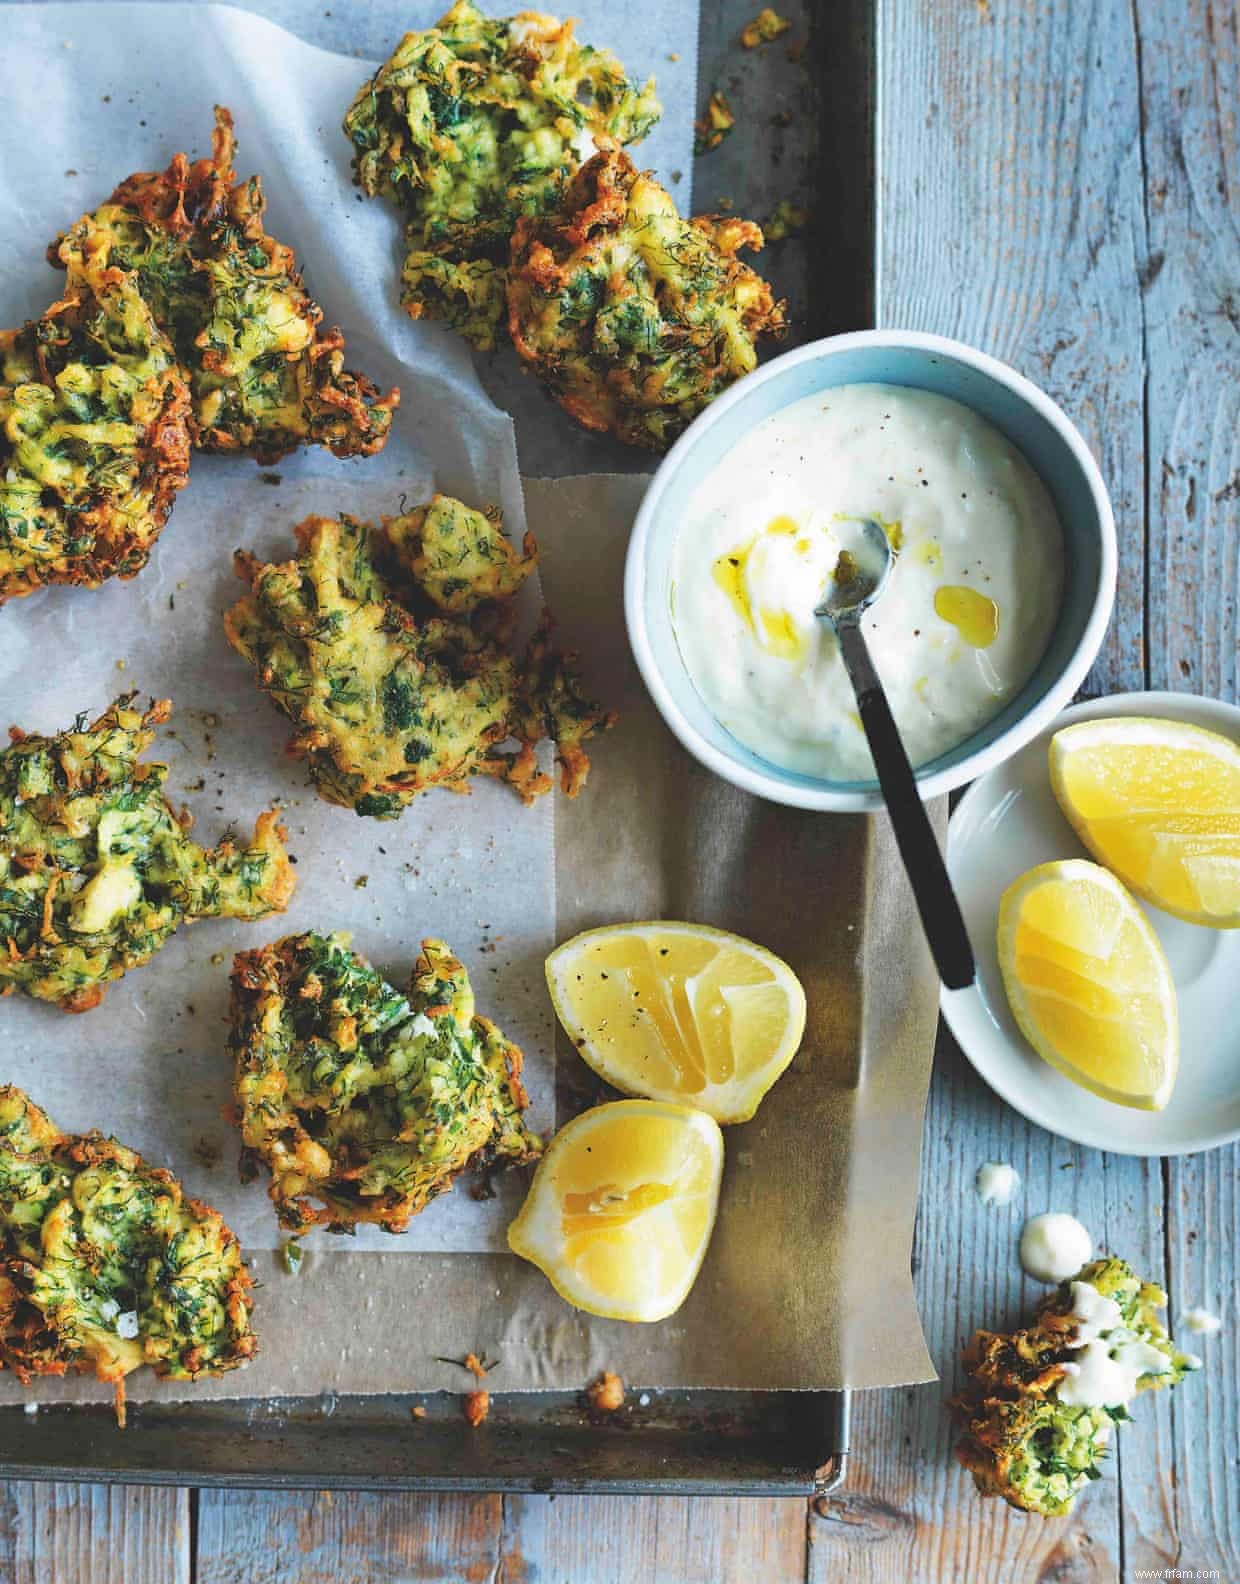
[545,921,806,1123]
[1050,716,1240,927]
[997,860,1178,1111]
[506,1100,724,1322]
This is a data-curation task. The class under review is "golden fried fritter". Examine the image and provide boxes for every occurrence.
[0,228,191,602]
[0,1085,256,1423]
[343,0,660,349]
[51,107,398,464]
[229,931,541,1235]
[952,1258,1198,1516]
[223,495,613,817]
[0,695,294,1012]
[507,143,786,449]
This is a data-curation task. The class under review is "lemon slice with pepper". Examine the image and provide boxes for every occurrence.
[545,921,806,1123]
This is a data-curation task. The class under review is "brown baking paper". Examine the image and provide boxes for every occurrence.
[1,477,936,1408]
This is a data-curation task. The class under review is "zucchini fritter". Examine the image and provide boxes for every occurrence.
[229,931,541,1235]
[0,229,191,602]
[223,495,613,816]
[52,107,398,464]
[0,696,294,1012]
[343,0,660,349]
[952,1257,1197,1516]
[507,143,786,449]
[0,1085,256,1422]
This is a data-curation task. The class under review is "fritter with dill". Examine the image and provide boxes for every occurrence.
[952,1257,1198,1516]
[229,931,541,1235]
[0,1085,255,1424]
[507,143,786,449]
[343,0,660,349]
[0,227,191,602]
[224,494,613,816]
[0,695,294,1012]
[51,107,398,464]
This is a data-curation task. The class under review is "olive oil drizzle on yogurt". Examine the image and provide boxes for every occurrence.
[672,382,1064,780]
[710,519,807,664]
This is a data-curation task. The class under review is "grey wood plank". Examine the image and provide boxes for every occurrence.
[1126,0,1240,1573]
[195,1490,502,1584]
[0,1481,189,1584]
[810,1035,1131,1583]
[501,1494,808,1583]
[808,0,1173,1577]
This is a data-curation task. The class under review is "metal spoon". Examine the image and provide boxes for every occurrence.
[815,519,975,990]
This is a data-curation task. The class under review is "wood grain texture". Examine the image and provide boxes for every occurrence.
[500,1494,808,1583]
[195,1490,502,1584]
[1134,18,1240,1546]
[0,1482,189,1584]
[1,0,1238,1577]
[807,0,1206,1579]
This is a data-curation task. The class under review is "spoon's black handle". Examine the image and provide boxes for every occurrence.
[835,618,975,990]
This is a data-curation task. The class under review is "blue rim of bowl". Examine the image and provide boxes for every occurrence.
[624,329,1119,813]
[940,689,1240,1157]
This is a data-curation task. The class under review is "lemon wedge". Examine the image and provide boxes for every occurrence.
[545,921,806,1124]
[997,860,1178,1110]
[507,1100,724,1321]
[1050,716,1240,926]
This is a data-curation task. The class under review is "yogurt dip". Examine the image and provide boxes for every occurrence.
[671,383,1065,780]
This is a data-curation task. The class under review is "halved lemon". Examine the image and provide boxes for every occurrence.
[506,1100,724,1322]
[545,921,806,1124]
[1050,716,1240,926]
[997,860,1178,1110]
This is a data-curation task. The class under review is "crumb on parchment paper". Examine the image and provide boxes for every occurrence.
[436,1351,496,1428]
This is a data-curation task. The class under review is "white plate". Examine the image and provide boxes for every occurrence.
[941,690,1240,1156]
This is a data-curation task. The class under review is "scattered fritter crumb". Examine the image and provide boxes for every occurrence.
[343,0,660,349]
[694,90,736,155]
[0,695,293,1011]
[225,496,614,814]
[764,200,808,241]
[741,8,791,47]
[586,1371,625,1412]
[508,144,785,450]
[0,1085,256,1425]
[411,1403,427,1420]
[51,107,397,464]
[464,1389,490,1427]
[229,932,541,1236]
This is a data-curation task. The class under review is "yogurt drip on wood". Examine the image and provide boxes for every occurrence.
[1020,1212,1093,1283]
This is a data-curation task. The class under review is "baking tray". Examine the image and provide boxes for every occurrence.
[0,0,874,1494]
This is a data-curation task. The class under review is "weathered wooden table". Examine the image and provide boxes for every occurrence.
[3,0,1236,1578]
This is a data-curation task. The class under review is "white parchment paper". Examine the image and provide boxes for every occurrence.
[0,2,698,1253]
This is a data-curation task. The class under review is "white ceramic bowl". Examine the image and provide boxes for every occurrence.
[624,330,1117,812]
